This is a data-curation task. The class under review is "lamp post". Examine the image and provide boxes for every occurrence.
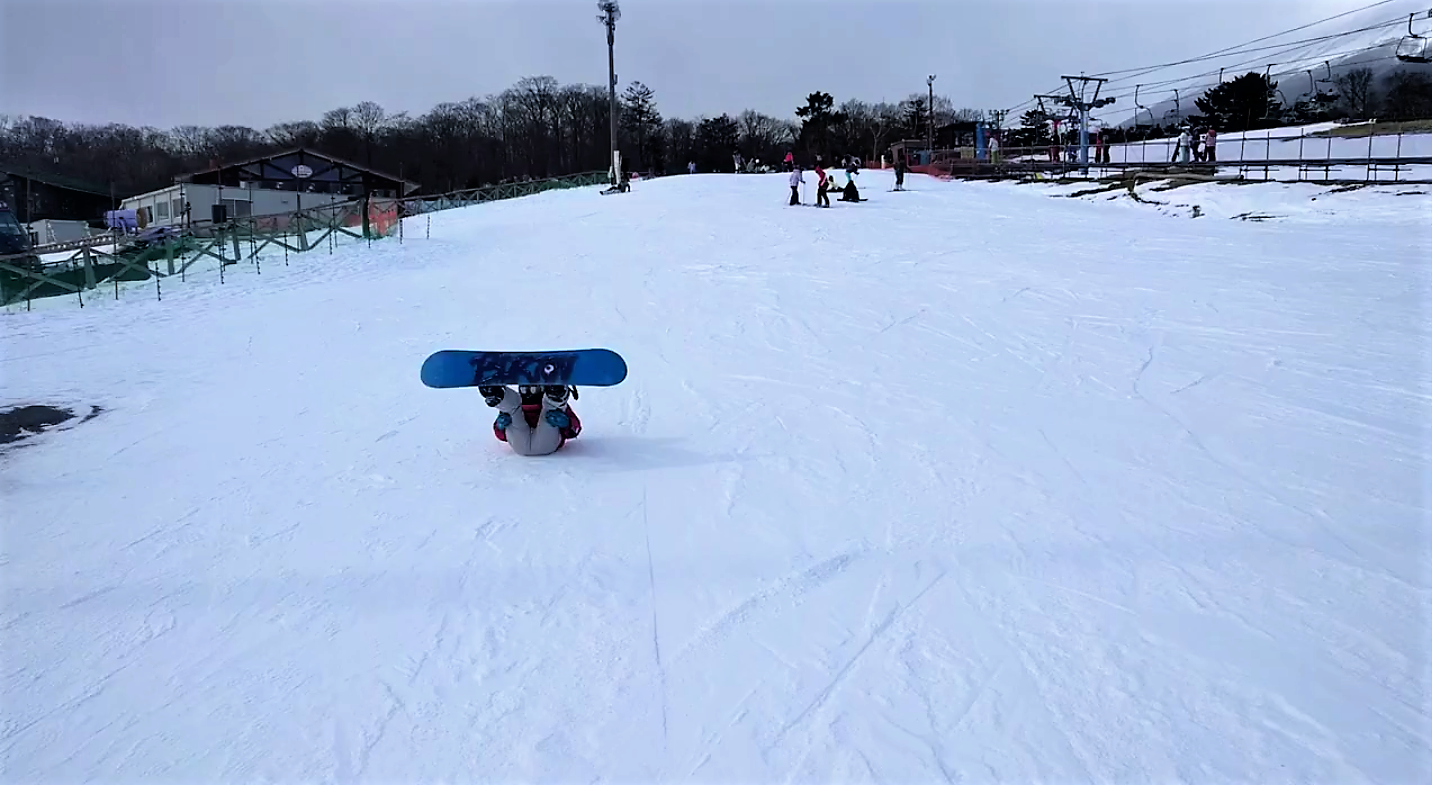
[926,74,936,158]
[598,1,622,185]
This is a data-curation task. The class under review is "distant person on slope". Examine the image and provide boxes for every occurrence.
[789,165,804,206]
[479,384,582,455]
[894,156,907,190]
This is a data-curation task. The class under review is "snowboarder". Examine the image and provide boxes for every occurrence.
[479,384,581,456]
[894,156,907,190]
[789,165,804,205]
[839,173,861,202]
[1174,128,1191,164]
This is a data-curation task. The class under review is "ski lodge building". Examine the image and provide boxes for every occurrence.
[120,148,421,228]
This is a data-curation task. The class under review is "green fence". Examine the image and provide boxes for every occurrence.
[1,170,609,309]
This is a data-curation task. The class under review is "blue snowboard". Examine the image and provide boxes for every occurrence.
[420,348,627,389]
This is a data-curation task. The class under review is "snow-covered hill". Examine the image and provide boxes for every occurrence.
[3,171,1428,783]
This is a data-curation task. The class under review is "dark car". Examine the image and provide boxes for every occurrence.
[0,200,42,271]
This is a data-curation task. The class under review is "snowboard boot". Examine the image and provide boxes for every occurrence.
[542,385,571,406]
[478,385,506,407]
[517,385,546,408]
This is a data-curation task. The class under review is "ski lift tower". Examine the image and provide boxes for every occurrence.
[1057,75,1114,175]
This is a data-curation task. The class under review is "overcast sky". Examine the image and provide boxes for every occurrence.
[0,0,1385,131]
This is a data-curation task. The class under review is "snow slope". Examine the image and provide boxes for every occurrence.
[981,176,1432,223]
[3,170,1429,783]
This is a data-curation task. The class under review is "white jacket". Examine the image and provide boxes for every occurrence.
[789,170,803,186]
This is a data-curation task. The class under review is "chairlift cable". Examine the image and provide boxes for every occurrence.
[1005,0,1406,113]
[1101,49,1416,126]
[1095,13,1413,81]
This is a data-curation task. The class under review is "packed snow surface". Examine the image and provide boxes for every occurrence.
[3,171,1429,782]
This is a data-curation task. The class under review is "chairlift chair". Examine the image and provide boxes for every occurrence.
[1132,85,1153,129]
[1395,12,1430,64]
[1258,65,1281,122]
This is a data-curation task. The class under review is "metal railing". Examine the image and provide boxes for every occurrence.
[897,127,1432,184]
[2,170,609,309]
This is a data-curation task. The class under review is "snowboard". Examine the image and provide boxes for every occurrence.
[420,348,628,389]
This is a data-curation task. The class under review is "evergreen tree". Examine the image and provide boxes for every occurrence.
[620,81,663,172]
[794,91,838,156]
[1194,72,1280,132]
[695,114,741,172]
[1016,109,1051,146]
[1380,69,1432,121]
[901,97,929,140]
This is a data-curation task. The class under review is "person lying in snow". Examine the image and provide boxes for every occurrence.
[479,384,582,455]
[840,174,862,202]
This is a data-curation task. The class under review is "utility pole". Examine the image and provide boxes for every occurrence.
[1058,74,1114,175]
[597,1,622,186]
[926,74,937,157]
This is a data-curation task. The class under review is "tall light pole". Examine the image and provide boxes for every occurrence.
[598,1,621,185]
[926,74,936,158]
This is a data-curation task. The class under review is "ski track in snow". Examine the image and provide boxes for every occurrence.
[2,170,1428,783]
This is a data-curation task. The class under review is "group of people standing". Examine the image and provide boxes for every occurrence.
[787,154,865,207]
[1173,127,1218,164]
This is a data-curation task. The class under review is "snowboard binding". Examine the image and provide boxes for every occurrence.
[480,384,578,408]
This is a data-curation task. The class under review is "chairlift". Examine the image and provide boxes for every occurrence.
[1133,85,1154,128]
[1260,65,1280,121]
[1395,12,1430,64]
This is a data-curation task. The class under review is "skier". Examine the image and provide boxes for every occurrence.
[894,156,907,190]
[789,165,804,205]
[814,164,831,207]
[479,384,581,456]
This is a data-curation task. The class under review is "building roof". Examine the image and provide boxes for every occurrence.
[0,167,112,198]
[178,147,421,195]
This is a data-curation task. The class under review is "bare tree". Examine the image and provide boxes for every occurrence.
[265,121,321,149]
[1334,67,1375,118]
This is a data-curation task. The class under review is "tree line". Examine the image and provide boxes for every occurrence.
[4,67,1426,198]
[0,77,985,199]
